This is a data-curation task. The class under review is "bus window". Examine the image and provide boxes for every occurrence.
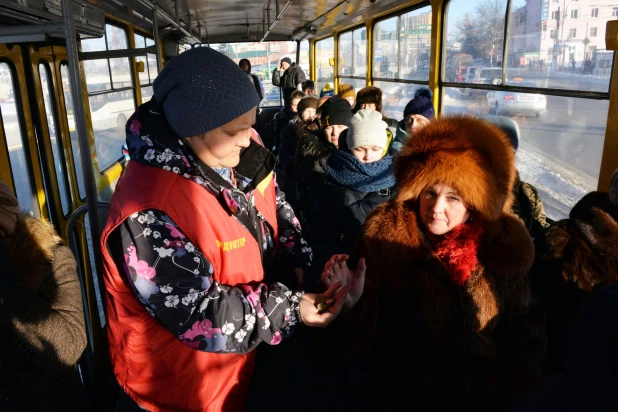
[505,0,613,93]
[39,62,71,216]
[61,63,85,200]
[374,16,399,79]
[134,34,158,103]
[442,0,614,220]
[299,40,310,80]
[316,37,334,92]
[82,23,136,171]
[338,26,367,92]
[1,62,35,213]
[86,90,135,170]
[444,0,507,82]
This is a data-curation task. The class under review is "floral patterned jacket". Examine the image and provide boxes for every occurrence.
[107,100,312,353]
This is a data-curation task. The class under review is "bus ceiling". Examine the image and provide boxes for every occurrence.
[0,0,417,45]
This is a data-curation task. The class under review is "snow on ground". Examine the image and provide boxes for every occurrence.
[516,140,595,221]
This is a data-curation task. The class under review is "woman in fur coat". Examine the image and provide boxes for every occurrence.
[533,169,618,376]
[0,180,87,411]
[322,115,546,410]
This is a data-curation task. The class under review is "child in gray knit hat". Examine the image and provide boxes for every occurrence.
[347,110,389,163]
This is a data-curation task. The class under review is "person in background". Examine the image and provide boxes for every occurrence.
[302,80,317,96]
[321,115,546,410]
[338,84,356,108]
[392,88,435,152]
[353,86,398,150]
[277,96,320,213]
[320,83,335,98]
[533,168,618,377]
[272,57,306,90]
[0,180,87,411]
[311,110,396,286]
[102,47,353,412]
[239,58,264,101]
[484,115,549,239]
[274,89,305,154]
[295,96,352,238]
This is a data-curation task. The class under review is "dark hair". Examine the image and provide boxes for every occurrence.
[302,80,316,91]
[238,58,251,72]
[291,90,305,100]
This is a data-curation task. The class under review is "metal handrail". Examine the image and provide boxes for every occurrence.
[66,201,110,402]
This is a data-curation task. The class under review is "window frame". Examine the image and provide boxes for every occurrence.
[440,0,613,101]
[338,25,367,86]
[371,2,432,88]
[1,58,39,215]
[82,21,137,172]
[38,60,72,217]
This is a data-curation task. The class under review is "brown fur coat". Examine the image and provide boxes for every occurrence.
[0,216,87,411]
[534,191,618,375]
[322,116,546,411]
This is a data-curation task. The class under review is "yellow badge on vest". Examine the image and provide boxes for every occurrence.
[216,237,247,251]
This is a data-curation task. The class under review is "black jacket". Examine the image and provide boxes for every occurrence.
[272,64,306,89]
[311,180,395,274]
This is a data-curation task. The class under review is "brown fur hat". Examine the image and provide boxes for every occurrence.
[394,115,516,221]
[354,86,382,113]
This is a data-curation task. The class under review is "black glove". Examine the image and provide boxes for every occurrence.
[0,238,16,298]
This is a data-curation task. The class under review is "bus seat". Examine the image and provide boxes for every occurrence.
[257,106,281,151]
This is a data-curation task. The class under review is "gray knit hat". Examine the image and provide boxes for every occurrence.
[346,109,388,150]
[153,47,260,138]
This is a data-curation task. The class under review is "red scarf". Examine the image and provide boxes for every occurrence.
[433,220,485,285]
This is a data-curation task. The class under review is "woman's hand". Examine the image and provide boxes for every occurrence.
[299,281,348,327]
[322,255,366,309]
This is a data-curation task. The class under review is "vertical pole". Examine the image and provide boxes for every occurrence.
[174,0,179,25]
[153,0,163,71]
[61,0,103,274]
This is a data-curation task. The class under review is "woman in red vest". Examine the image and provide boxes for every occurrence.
[101,47,364,412]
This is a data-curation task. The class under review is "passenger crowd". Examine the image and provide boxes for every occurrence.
[0,48,616,411]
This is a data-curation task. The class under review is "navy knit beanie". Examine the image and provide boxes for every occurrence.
[153,47,260,138]
[403,88,435,120]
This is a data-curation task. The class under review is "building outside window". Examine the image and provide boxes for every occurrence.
[590,27,597,37]
[570,9,577,19]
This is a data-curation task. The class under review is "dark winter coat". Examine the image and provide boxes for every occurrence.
[511,174,549,239]
[0,216,87,411]
[533,191,618,376]
[313,116,546,411]
[273,108,298,154]
[311,151,396,278]
[277,118,320,211]
[272,64,306,89]
[294,129,336,232]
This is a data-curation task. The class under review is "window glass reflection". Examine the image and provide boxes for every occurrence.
[442,86,608,219]
[1,63,35,213]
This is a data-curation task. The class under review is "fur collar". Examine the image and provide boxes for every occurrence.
[4,215,62,290]
[362,200,534,277]
[569,191,618,260]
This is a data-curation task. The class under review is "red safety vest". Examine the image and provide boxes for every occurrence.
[100,155,278,411]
